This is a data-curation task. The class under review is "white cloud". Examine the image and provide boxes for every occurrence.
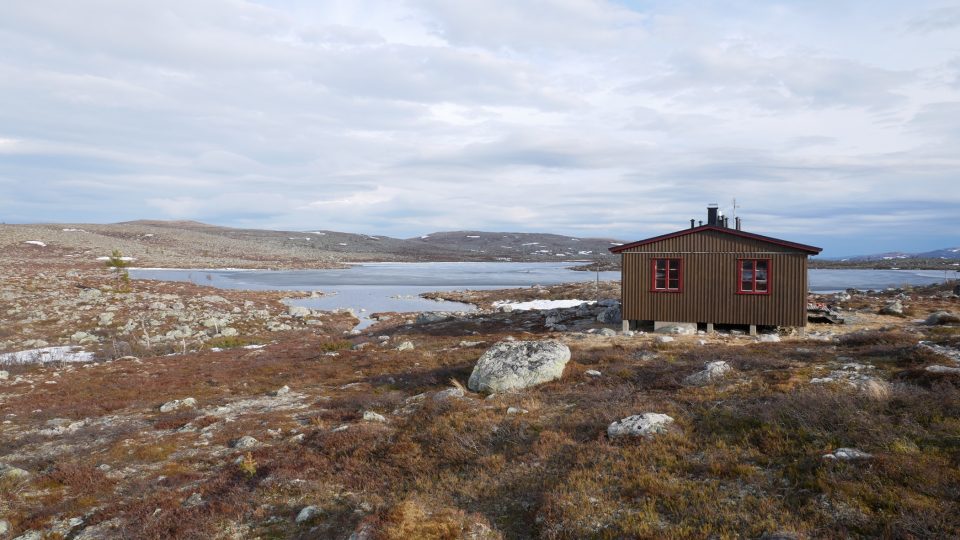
[0,0,958,255]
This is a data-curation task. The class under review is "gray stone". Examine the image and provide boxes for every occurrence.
[506,406,528,415]
[0,462,31,482]
[585,369,602,377]
[288,305,311,318]
[597,304,621,324]
[271,385,290,397]
[683,361,733,386]
[925,311,960,325]
[395,341,414,351]
[607,413,675,438]
[296,505,320,524]
[458,340,485,348]
[159,397,196,413]
[433,387,466,401]
[880,300,904,316]
[232,436,259,449]
[655,335,674,343]
[823,448,872,461]
[468,340,571,393]
[759,333,781,342]
[925,365,960,374]
[655,321,696,335]
[78,288,102,301]
[220,327,238,337]
[12,531,42,540]
[0,370,8,380]
[98,312,115,326]
[415,312,449,324]
[183,492,203,507]
[598,328,617,337]
[0,519,8,536]
[362,411,386,422]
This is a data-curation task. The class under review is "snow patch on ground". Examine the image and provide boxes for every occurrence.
[493,299,594,311]
[24,240,46,247]
[0,346,95,365]
[96,256,136,262]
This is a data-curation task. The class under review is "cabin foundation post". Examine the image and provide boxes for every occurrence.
[706,323,714,334]
[622,320,630,332]
[749,324,758,336]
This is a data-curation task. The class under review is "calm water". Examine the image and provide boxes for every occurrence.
[130,262,621,329]
[130,263,956,329]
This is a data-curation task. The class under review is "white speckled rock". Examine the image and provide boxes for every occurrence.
[232,436,259,449]
[296,505,320,523]
[159,397,196,413]
[683,361,733,386]
[362,411,386,422]
[468,340,570,393]
[607,413,675,438]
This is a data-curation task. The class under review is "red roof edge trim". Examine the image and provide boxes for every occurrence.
[608,225,822,255]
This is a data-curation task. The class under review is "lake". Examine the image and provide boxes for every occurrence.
[130,263,957,329]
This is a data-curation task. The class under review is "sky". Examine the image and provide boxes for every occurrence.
[1,1,959,256]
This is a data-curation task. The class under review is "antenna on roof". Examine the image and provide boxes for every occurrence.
[730,198,740,220]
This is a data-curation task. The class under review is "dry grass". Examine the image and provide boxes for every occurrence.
[2,283,959,538]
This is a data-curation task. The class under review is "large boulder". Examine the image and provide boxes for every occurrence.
[468,340,571,393]
[415,312,449,324]
[596,304,621,324]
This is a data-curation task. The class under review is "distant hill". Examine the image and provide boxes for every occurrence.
[838,247,960,262]
[0,220,623,269]
[410,231,624,262]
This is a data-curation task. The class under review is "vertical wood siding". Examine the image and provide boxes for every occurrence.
[620,230,810,326]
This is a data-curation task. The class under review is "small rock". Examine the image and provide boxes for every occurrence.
[220,327,238,337]
[759,333,781,343]
[296,505,320,524]
[458,340,485,348]
[362,411,387,423]
[683,361,733,386]
[925,365,960,374]
[183,492,203,507]
[925,310,960,325]
[98,312,115,326]
[880,300,904,316]
[655,335,674,343]
[415,312,449,324]
[232,436,259,449]
[396,341,414,351]
[585,369,602,377]
[159,397,197,413]
[506,406,528,415]
[598,328,617,337]
[0,520,9,536]
[0,462,31,482]
[271,385,290,397]
[288,305,311,318]
[607,413,674,438]
[823,448,872,461]
[433,387,466,401]
[0,370,8,380]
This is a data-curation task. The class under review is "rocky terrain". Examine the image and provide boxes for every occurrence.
[2,258,960,538]
[0,221,622,270]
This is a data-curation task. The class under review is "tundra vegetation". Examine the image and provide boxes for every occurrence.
[1,257,959,539]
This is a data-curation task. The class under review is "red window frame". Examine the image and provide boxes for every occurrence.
[650,258,683,292]
[738,258,772,295]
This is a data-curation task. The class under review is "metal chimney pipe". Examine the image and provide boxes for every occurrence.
[698,220,703,226]
[690,219,695,229]
[707,204,719,226]
[735,217,742,230]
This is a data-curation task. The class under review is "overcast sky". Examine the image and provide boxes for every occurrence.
[1,1,958,256]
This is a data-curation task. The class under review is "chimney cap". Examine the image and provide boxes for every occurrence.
[707,203,719,208]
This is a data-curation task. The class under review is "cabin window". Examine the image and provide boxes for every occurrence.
[651,258,682,292]
[738,259,771,294]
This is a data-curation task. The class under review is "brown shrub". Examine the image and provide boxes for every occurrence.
[369,497,502,540]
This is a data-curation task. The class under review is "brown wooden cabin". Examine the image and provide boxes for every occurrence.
[609,205,822,334]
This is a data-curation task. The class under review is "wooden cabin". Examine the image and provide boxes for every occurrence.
[609,205,822,334]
